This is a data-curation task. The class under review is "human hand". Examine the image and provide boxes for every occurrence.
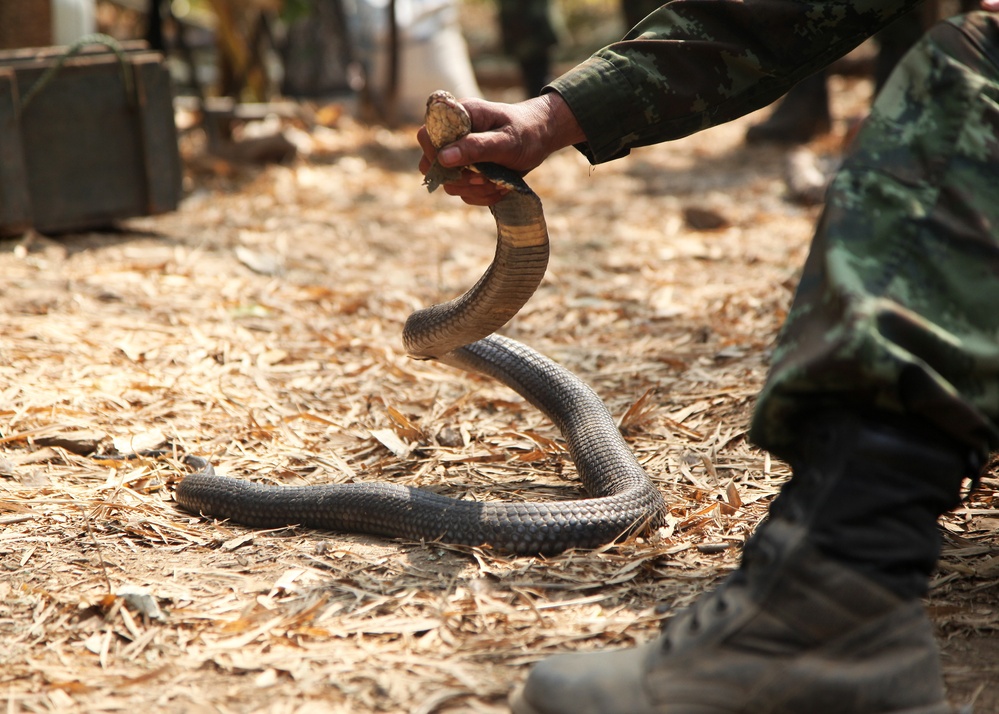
[984,0,999,9]
[417,92,586,206]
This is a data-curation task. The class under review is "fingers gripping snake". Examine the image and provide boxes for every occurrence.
[175,91,667,555]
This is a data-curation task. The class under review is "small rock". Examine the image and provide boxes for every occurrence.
[436,426,464,448]
[683,205,730,231]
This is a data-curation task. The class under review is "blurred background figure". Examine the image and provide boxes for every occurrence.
[745,2,983,145]
[745,8,926,144]
[497,0,560,98]
[280,0,361,99]
[620,0,660,34]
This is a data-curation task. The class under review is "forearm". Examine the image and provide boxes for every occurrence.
[551,0,925,163]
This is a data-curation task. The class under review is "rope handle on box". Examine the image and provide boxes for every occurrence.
[18,33,135,115]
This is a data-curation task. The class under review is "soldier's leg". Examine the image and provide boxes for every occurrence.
[745,70,832,145]
[748,8,999,600]
[512,12,999,714]
[498,0,558,99]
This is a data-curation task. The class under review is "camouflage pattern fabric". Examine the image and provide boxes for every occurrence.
[549,0,924,163]
[751,12,999,458]
[550,2,999,455]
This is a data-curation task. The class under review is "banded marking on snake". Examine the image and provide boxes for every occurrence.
[174,91,668,555]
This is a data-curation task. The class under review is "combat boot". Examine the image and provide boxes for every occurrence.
[510,411,985,714]
[510,521,951,714]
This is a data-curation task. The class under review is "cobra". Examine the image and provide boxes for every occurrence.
[175,91,668,555]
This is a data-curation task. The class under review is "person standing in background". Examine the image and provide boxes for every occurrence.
[497,0,560,98]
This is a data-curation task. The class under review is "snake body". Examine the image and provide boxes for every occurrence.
[175,91,667,554]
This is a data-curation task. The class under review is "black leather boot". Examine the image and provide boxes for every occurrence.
[745,71,832,144]
[768,410,984,599]
[509,411,985,714]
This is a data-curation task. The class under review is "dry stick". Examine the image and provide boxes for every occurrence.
[82,507,113,592]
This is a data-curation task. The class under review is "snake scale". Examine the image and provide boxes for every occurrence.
[175,91,667,554]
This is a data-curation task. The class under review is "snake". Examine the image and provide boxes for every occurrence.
[174,91,667,555]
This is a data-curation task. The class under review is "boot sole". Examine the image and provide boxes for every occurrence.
[508,683,961,714]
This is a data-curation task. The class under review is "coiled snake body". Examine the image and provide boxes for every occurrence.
[176,91,667,554]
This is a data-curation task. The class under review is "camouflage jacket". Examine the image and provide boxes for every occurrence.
[549,0,925,163]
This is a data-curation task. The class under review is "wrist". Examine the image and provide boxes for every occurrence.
[536,91,587,154]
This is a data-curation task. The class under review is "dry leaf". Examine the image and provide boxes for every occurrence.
[112,430,166,454]
[387,406,424,441]
[35,430,106,455]
[725,480,743,509]
[369,428,411,459]
[117,585,166,622]
[236,246,284,276]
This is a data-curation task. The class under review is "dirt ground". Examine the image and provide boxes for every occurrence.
[2,76,998,713]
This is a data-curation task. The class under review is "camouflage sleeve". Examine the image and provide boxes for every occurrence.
[549,0,924,163]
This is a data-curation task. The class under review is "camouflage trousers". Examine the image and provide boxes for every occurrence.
[750,12,999,460]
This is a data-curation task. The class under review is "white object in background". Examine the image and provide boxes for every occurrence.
[52,0,97,45]
[354,0,483,122]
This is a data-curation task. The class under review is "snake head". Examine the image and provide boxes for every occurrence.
[425,90,472,147]
[424,90,472,193]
